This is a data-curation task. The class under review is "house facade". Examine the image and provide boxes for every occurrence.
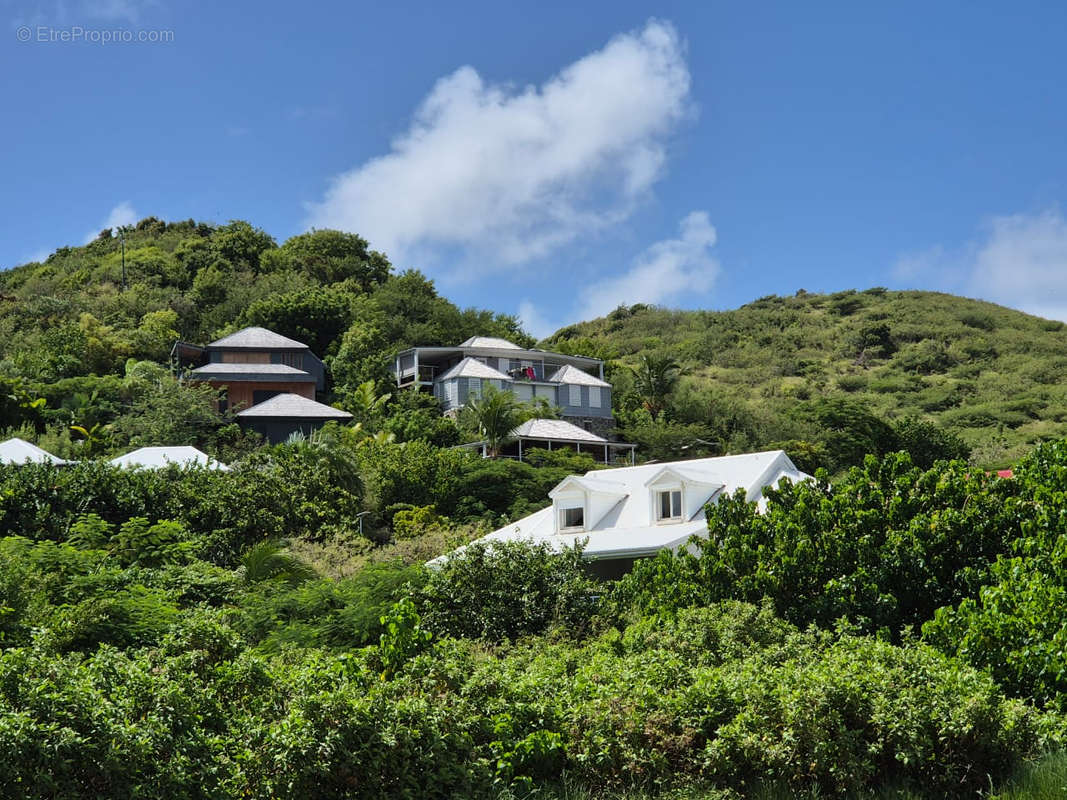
[394,336,615,436]
[172,326,326,412]
[436,450,811,579]
[174,327,350,443]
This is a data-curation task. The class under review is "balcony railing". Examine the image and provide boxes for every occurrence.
[398,364,438,384]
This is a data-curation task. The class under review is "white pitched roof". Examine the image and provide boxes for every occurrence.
[459,336,521,349]
[511,418,607,443]
[0,438,69,465]
[236,393,352,419]
[438,357,512,382]
[110,446,229,471]
[208,327,308,350]
[547,364,610,387]
[437,451,811,563]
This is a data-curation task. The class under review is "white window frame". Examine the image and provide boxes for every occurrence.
[568,384,581,406]
[444,381,456,405]
[467,379,482,401]
[589,386,601,408]
[655,489,683,523]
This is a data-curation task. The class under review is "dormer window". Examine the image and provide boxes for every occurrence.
[559,505,585,531]
[656,489,682,522]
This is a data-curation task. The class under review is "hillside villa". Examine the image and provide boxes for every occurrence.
[434,450,811,579]
[394,336,615,437]
[172,326,351,443]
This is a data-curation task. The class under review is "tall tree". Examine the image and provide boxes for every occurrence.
[632,354,682,421]
[462,386,525,458]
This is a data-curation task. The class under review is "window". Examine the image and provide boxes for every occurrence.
[444,381,457,405]
[657,490,682,521]
[467,379,482,400]
[569,384,581,406]
[589,386,601,408]
[559,506,584,530]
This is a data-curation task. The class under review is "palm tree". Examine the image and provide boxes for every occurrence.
[463,385,525,458]
[343,380,391,428]
[285,424,364,497]
[241,541,316,585]
[632,354,682,422]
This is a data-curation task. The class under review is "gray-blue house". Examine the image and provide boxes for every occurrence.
[394,336,615,436]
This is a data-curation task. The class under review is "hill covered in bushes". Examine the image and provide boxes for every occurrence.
[547,289,1067,467]
[3,216,1065,471]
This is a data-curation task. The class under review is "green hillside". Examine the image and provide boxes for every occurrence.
[547,288,1067,467]
[2,217,1064,470]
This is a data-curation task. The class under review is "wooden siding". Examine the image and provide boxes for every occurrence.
[220,351,271,364]
[200,379,315,412]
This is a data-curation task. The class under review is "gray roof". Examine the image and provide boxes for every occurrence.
[511,418,608,443]
[458,336,521,349]
[0,437,69,465]
[208,327,309,350]
[438,357,513,382]
[110,446,229,471]
[189,363,315,382]
[236,393,353,419]
[547,364,610,387]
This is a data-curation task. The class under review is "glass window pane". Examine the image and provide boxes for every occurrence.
[561,507,584,529]
[672,490,682,518]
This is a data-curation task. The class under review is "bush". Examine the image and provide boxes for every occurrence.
[391,505,440,539]
[417,540,600,642]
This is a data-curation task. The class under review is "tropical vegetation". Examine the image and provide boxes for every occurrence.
[6,219,1067,797]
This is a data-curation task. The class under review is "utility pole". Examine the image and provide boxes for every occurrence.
[117,225,129,291]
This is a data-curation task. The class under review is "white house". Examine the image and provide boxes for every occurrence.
[109,446,230,471]
[436,450,810,579]
[0,437,71,466]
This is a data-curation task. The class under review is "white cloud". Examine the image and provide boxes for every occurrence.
[577,211,719,320]
[893,209,1067,321]
[515,210,720,338]
[306,20,692,273]
[969,210,1067,318]
[517,299,555,340]
[84,201,138,243]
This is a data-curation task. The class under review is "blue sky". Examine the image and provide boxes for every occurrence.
[4,0,1067,337]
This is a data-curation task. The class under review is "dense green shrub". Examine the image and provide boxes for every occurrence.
[237,560,427,652]
[922,439,1067,708]
[0,604,1049,799]
[417,540,600,641]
